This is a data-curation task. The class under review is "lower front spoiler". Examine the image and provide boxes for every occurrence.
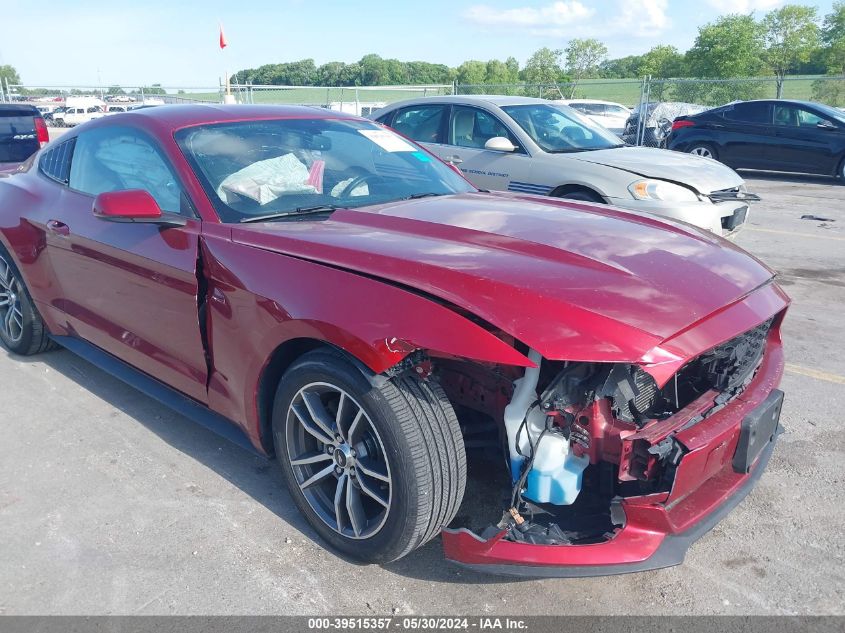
[442,427,780,578]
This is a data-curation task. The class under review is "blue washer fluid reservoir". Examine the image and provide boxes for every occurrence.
[523,432,590,505]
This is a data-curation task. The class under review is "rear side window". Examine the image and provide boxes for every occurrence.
[0,114,38,163]
[390,105,447,144]
[723,102,771,124]
[39,139,76,184]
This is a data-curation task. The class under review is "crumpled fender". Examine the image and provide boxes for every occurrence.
[199,233,532,449]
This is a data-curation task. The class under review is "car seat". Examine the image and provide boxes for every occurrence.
[452,110,479,147]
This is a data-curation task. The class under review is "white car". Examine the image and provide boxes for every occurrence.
[53,106,105,127]
[372,96,758,237]
[554,99,631,135]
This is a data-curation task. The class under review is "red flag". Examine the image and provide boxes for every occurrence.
[219,23,228,49]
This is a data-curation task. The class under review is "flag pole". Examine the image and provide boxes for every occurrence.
[219,21,234,103]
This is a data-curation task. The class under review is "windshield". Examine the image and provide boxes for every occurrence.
[501,104,623,153]
[812,102,845,125]
[176,117,474,222]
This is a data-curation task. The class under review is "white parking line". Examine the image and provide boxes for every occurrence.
[785,363,845,385]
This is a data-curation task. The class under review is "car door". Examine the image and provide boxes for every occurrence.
[718,102,775,168]
[772,104,843,174]
[46,125,209,402]
[434,105,530,192]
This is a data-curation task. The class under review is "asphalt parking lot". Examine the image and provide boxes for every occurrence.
[1,172,843,616]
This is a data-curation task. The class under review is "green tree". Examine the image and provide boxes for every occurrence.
[600,55,644,78]
[0,64,21,90]
[639,45,685,99]
[685,14,766,78]
[762,4,821,97]
[456,60,488,93]
[523,47,563,94]
[564,38,608,98]
[107,85,126,96]
[317,62,348,86]
[821,2,845,73]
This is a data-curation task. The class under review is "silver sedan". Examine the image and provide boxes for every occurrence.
[371,95,758,237]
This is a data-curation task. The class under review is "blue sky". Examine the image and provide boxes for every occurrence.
[0,0,835,87]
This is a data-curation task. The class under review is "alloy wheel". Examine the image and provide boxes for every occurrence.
[690,146,713,159]
[286,382,392,539]
[0,255,24,344]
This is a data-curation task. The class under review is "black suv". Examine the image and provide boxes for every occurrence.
[0,104,49,170]
[668,99,845,180]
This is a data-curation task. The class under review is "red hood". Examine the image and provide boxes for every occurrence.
[230,192,780,365]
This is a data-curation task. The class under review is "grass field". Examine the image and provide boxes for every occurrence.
[150,75,845,108]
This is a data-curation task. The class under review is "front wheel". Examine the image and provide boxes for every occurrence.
[272,349,466,563]
[556,189,605,204]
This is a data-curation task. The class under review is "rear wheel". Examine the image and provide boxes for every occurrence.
[272,349,466,563]
[0,248,54,355]
[688,143,718,161]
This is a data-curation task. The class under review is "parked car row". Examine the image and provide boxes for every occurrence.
[372,96,757,237]
[0,103,789,577]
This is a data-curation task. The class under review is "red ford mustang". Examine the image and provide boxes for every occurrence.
[0,105,788,576]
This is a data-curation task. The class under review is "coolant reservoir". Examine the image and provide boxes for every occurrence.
[524,432,590,505]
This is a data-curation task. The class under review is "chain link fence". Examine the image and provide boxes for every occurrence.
[0,80,453,118]
[231,83,453,115]
[456,75,845,147]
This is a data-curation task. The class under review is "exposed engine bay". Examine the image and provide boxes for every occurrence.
[434,316,775,547]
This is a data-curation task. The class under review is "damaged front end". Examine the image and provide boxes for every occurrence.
[440,311,786,577]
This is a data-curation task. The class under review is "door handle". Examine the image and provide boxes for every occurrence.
[46,220,70,236]
[444,155,463,165]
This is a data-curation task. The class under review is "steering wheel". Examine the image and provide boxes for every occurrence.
[337,173,376,199]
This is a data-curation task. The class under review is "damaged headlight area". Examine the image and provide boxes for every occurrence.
[443,316,775,549]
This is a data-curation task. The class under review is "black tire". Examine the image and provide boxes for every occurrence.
[0,246,55,355]
[557,189,605,204]
[272,348,466,563]
[688,143,718,161]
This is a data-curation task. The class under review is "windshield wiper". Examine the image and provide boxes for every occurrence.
[240,205,339,223]
[402,192,446,200]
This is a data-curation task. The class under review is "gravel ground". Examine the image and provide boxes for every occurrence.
[0,172,843,615]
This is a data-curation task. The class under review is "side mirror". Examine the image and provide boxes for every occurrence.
[93,190,186,226]
[817,121,838,131]
[484,136,517,152]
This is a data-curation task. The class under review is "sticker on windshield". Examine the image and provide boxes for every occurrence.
[411,151,431,162]
[359,129,416,152]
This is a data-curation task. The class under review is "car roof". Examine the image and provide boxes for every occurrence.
[0,104,39,116]
[725,99,827,108]
[117,104,359,131]
[556,99,627,106]
[383,95,552,109]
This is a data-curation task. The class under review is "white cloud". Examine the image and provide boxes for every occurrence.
[463,1,594,33]
[614,0,670,37]
[463,0,670,38]
[706,0,782,12]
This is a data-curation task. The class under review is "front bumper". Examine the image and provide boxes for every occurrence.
[605,196,752,239]
[442,332,785,577]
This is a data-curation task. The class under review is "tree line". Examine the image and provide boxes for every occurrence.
[226,2,843,97]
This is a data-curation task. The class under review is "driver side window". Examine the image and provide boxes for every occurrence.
[449,106,517,150]
[69,126,186,215]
